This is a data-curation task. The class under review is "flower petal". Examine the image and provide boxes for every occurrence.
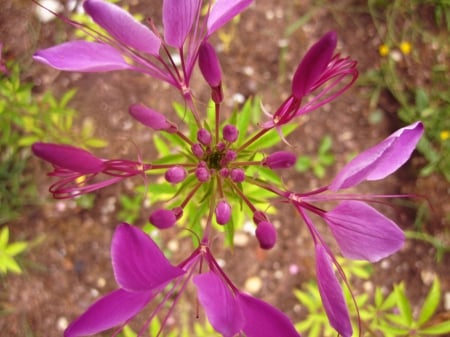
[324,200,405,262]
[207,0,253,36]
[316,244,352,337]
[329,122,424,190]
[32,142,104,173]
[33,41,131,72]
[291,31,337,98]
[84,0,161,56]
[111,223,184,291]
[237,292,301,337]
[64,288,153,337]
[163,0,202,48]
[193,272,244,337]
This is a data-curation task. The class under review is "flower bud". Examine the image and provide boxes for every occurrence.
[32,142,104,173]
[165,166,187,184]
[197,128,212,146]
[219,168,229,177]
[196,166,211,182]
[199,42,222,87]
[255,221,277,249]
[292,31,337,99]
[262,151,297,169]
[191,143,204,159]
[230,168,245,182]
[222,125,239,143]
[149,209,177,229]
[215,200,231,225]
[129,103,176,132]
[224,150,237,162]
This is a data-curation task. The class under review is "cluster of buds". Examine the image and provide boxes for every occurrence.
[32,1,423,337]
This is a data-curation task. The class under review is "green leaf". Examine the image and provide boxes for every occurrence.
[417,277,441,326]
[0,227,9,247]
[394,283,413,325]
[5,241,28,256]
[419,321,450,335]
[295,156,311,172]
[318,135,332,154]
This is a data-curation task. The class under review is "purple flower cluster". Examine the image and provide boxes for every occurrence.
[32,0,423,336]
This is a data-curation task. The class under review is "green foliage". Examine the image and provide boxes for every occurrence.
[362,0,450,181]
[0,60,106,223]
[294,258,450,337]
[0,226,28,274]
[295,135,335,178]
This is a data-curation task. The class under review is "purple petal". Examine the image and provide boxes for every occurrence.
[64,288,153,337]
[194,272,244,337]
[292,31,337,98]
[129,103,175,131]
[315,245,352,337]
[330,121,424,190]
[207,0,253,36]
[84,0,161,56]
[33,41,131,72]
[111,224,184,291]
[237,292,301,337]
[324,200,404,262]
[32,142,104,173]
[163,0,202,48]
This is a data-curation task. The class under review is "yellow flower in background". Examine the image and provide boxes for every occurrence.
[400,41,412,55]
[378,44,390,57]
[440,130,450,141]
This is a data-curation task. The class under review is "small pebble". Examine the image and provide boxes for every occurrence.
[57,317,68,331]
[244,276,262,294]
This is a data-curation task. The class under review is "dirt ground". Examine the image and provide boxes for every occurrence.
[1,0,449,336]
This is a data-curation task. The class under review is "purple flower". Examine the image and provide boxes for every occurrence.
[32,142,149,198]
[263,31,358,129]
[149,208,182,229]
[271,122,424,336]
[65,224,301,337]
[33,0,253,92]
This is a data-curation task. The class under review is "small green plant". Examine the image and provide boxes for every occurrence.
[0,57,106,223]
[295,135,335,178]
[0,226,28,275]
[361,0,450,181]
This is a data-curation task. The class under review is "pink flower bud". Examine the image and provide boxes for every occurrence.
[165,166,187,184]
[224,150,237,162]
[191,143,205,158]
[262,151,297,169]
[215,200,231,225]
[129,103,176,132]
[197,128,212,146]
[230,168,245,182]
[222,125,239,143]
[255,221,277,249]
[219,168,229,177]
[32,142,104,173]
[216,141,226,152]
[196,166,210,182]
[198,41,222,88]
[292,31,337,99]
[149,208,177,229]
